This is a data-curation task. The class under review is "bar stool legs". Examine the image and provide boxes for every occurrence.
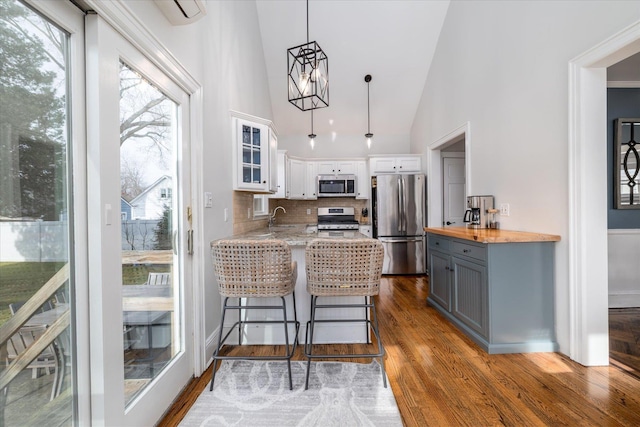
[210,293,299,391]
[304,295,387,390]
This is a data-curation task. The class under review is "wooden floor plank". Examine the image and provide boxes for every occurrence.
[158,275,640,426]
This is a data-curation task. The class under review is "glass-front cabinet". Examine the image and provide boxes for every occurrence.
[232,111,278,193]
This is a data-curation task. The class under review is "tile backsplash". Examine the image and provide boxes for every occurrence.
[268,198,370,225]
[232,192,269,234]
[233,192,370,234]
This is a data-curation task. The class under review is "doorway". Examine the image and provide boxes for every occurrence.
[442,141,466,228]
[569,19,640,366]
[427,122,470,228]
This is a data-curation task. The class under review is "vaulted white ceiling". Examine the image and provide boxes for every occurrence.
[255,1,450,142]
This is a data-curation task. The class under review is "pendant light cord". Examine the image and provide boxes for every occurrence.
[367,81,371,134]
[306,0,309,43]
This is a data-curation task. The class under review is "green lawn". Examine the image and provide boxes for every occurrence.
[0,262,66,324]
[0,262,164,324]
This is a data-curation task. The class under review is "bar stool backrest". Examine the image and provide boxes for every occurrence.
[211,239,296,298]
[305,238,384,297]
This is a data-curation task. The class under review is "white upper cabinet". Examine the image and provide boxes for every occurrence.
[287,158,318,200]
[317,160,357,176]
[231,111,277,193]
[305,161,318,199]
[355,160,369,199]
[286,158,305,199]
[269,150,287,199]
[370,156,421,174]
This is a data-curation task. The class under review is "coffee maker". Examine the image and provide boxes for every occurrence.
[463,195,495,229]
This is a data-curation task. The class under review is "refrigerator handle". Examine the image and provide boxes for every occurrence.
[400,177,406,233]
[397,177,403,233]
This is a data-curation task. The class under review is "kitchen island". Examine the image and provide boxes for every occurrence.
[425,227,560,354]
[215,225,371,345]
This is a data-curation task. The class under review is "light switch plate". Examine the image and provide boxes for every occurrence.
[500,203,510,216]
[204,192,213,208]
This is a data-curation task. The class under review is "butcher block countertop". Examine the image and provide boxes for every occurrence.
[424,226,561,243]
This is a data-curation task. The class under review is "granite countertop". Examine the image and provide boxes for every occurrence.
[424,226,561,244]
[225,224,368,247]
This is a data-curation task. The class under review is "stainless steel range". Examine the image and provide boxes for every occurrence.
[317,207,360,230]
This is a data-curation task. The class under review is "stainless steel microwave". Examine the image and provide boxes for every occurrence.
[317,175,357,197]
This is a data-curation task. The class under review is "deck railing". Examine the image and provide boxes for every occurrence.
[0,263,69,391]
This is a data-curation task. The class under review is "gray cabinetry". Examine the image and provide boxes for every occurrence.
[426,232,557,354]
[451,256,487,338]
[428,236,451,311]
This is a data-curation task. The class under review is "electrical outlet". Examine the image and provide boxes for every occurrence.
[307,209,311,215]
[500,203,510,216]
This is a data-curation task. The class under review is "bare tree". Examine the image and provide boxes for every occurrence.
[122,221,136,250]
[119,64,172,154]
[121,159,147,202]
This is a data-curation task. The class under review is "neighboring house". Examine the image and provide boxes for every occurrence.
[120,197,132,220]
[129,175,172,220]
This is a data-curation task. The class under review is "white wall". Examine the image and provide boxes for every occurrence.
[121,1,274,362]
[608,230,640,307]
[279,133,411,159]
[410,1,640,356]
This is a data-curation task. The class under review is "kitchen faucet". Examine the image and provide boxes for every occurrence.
[269,206,286,228]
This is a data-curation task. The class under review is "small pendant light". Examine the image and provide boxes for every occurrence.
[308,110,316,150]
[365,74,373,149]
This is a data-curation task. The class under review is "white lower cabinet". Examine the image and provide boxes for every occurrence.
[358,225,371,237]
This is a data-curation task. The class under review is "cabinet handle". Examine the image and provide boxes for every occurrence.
[463,249,470,253]
[263,180,266,184]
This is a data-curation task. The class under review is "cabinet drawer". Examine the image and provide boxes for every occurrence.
[428,235,450,252]
[451,241,487,263]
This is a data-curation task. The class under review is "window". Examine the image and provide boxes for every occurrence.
[253,194,269,217]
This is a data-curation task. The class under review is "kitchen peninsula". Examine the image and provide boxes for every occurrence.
[215,225,370,345]
[425,227,561,354]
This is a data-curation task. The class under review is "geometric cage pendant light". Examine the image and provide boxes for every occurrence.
[287,0,329,111]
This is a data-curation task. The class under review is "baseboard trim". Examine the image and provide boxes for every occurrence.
[609,292,640,308]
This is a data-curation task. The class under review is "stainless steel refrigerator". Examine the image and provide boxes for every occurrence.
[371,174,426,274]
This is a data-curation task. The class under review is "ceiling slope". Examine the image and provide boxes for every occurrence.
[256,0,450,143]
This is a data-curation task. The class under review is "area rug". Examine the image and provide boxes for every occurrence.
[179,360,403,426]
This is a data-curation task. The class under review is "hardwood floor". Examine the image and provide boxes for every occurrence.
[158,276,640,426]
[609,307,640,377]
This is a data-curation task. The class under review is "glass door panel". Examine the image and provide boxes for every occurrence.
[118,62,181,405]
[0,1,76,425]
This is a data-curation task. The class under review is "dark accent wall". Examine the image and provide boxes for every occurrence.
[607,88,640,229]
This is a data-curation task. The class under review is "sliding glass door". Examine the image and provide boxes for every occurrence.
[0,0,85,425]
[86,14,194,426]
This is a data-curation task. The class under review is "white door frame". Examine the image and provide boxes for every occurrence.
[568,20,640,366]
[427,122,471,228]
[84,2,205,425]
[83,0,205,373]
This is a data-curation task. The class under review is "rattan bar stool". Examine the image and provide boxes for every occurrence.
[304,238,387,390]
[210,239,300,390]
